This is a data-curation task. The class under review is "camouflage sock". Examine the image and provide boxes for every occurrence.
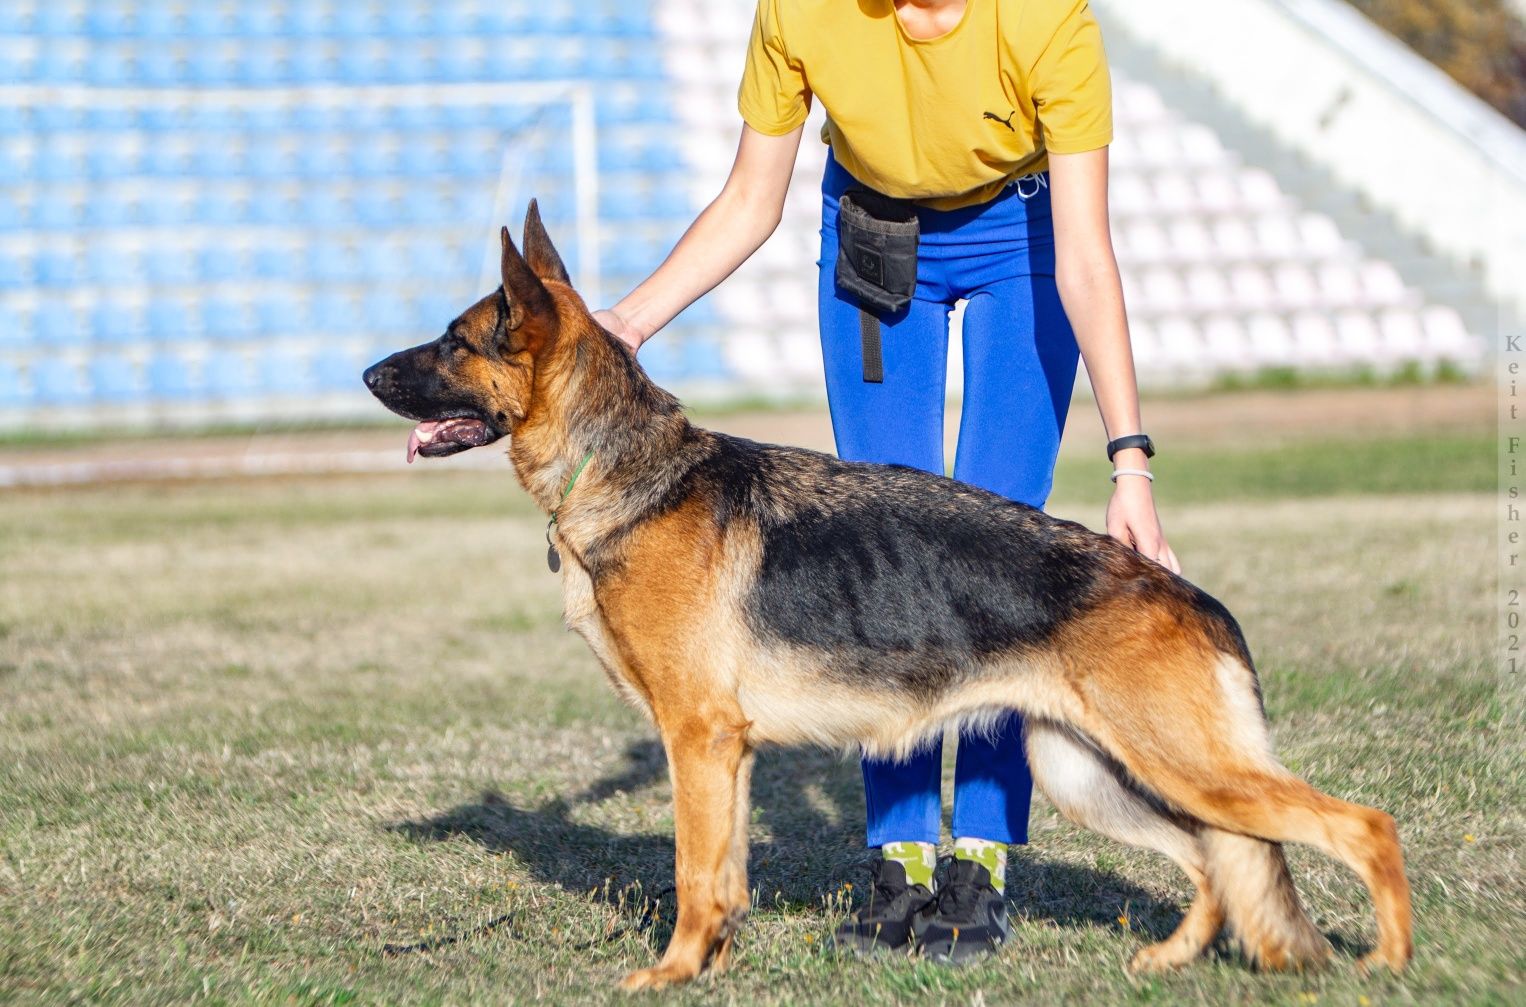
[880,841,937,890]
[952,837,1008,892]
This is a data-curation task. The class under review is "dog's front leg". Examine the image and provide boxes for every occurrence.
[620,715,751,992]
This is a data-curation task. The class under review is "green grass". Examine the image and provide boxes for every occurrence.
[1052,431,1494,506]
[0,432,1519,1005]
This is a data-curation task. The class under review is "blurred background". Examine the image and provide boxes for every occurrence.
[1,3,1519,1003]
[0,0,1517,449]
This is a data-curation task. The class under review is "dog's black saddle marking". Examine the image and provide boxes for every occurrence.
[731,447,1100,694]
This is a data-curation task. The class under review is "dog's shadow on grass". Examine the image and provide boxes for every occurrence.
[389,739,1187,943]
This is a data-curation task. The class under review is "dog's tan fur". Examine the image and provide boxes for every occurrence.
[364,205,1413,990]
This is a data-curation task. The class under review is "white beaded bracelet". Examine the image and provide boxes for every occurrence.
[1110,468,1154,483]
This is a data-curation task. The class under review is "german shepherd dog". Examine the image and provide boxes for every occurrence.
[363,203,1412,990]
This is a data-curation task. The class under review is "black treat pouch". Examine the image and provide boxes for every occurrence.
[834,188,920,315]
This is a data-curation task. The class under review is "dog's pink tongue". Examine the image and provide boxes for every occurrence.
[406,421,442,464]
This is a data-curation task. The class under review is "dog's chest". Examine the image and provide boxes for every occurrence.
[557,559,653,717]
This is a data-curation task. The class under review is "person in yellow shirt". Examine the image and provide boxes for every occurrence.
[595,0,1177,963]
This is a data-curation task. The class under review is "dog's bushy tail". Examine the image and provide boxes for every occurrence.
[1203,828,1331,969]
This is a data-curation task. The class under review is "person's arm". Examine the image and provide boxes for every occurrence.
[1048,146,1181,574]
[595,122,806,351]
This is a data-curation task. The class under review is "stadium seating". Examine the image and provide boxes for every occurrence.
[0,0,1487,428]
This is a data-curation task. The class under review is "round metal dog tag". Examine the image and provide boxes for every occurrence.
[547,543,561,573]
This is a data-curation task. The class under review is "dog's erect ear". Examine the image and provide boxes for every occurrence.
[522,199,571,285]
[500,225,555,341]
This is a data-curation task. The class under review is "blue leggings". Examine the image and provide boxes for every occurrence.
[817,152,1081,847]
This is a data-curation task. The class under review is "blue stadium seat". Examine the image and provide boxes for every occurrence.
[205,351,255,398]
[249,190,295,225]
[148,300,196,342]
[203,297,256,342]
[190,106,238,133]
[88,141,143,180]
[136,47,183,86]
[312,293,357,333]
[86,107,135,131]
[246,143,295,179]
[35,250,81,287]
[199,247,243,283]
[288,7,330,36]
[37,142,87,182]
[258,295,307,334]
[87,46,133,85]
[196,143,242,178]
[0,304,26,349]
[238,7,284,38]
[365,292,412,333]
[252,244,297,280]
[0,106,28,135]
[413,294,461,330]
[257,348,317,395]
[89,355,144,403]
[0,250,27,288]
[681,338,730,380]
[299,143,345,178]
[334,6,379,36]
[312,347,361,391]
[32,192,79,230]
[362,241,409,281]
[242,106,288,134]
[309,242,358,282]
[0,145,29,184]
[35,305,84,345]
[290,42,338,82]
[136,6,180,38]
[0,360,24,408]
[86,244,144,285]
[86,195,140,228]
[185,7,235,38]
[145,144,191,178]
[197,191,244,226]
[91,303,146,345]
[146,248,197,284]
[147,352,198,399]
[33,358,91,405]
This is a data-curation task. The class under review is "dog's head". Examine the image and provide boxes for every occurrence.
[362,201,577,462]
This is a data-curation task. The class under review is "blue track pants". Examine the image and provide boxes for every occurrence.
[817,151,1081,847]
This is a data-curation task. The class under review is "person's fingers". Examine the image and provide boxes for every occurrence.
[1160,542,1182,575]
[1105,517,1132,548]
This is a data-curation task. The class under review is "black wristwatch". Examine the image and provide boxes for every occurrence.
[1106,433,1155,462]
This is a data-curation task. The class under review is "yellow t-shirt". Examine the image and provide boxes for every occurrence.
[737,0,1112,210]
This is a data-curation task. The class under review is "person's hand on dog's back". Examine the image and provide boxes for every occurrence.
[594,308,642,354]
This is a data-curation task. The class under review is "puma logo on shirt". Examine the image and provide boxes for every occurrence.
[983,110,1017,131]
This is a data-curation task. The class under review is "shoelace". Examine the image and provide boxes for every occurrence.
[928,861,988,924]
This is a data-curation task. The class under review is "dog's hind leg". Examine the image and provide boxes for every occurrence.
[1079,649,1410,973]
[1025,719,1224,973]
[1200,826,1331,970]
[619,713,752,992]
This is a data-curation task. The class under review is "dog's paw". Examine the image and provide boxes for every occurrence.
[1355,946,1410,976]
[618,963,697,992]
[1127,942,1193,975]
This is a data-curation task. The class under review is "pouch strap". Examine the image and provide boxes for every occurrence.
[858,309,883,383]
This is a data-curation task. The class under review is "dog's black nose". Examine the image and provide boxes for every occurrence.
[362,362,385,391]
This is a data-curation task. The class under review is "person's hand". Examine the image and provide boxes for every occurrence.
[1105,476,1181,574]
[593,308,642,354]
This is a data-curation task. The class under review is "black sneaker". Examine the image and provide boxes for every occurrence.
[833,858,936,956]
[914,858,1010,964]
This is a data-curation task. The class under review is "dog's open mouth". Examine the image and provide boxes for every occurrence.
[406,417,495,463]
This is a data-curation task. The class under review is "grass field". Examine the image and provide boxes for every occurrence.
[0,390,1519,1005]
